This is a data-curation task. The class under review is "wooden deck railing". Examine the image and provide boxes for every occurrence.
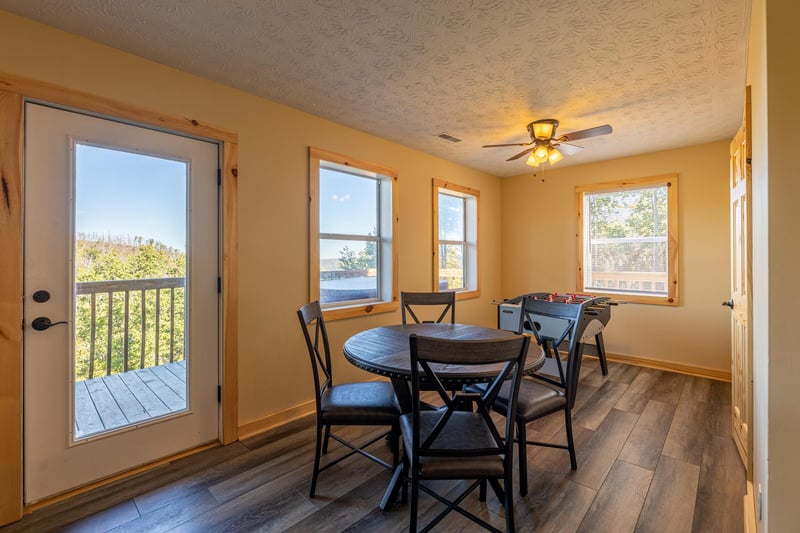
[587,271,667,293]
[75,277,185,380]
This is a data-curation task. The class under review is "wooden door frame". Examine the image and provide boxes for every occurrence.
[0,71,239,524]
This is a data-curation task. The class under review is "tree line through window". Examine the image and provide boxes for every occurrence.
[577,174,679,305]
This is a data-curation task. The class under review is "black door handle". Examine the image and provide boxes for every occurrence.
[31,317,69,331]
[722,300,734,309]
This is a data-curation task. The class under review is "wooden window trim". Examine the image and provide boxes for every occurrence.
[432,179,481,301]
[0,71,239,524]
[309,147,399,320]
[576,174,679,306]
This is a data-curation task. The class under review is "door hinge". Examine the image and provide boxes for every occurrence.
[217,385,222,403]
[217,168,222,186]
[218,276,222,294]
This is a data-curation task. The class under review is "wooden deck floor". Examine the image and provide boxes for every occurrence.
[74,361,187,439]
[7,358,746,532]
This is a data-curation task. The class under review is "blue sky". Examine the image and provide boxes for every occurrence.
[75,144,187,251]
[319,167,376,260]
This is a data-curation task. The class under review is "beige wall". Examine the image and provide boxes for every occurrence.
[749,0,800,530]
[0,10,503,426]
[0,7,739,432]
[501,141,732,373]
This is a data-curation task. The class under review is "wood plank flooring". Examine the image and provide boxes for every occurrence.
[74,361,186,439]
[4,359,745,532]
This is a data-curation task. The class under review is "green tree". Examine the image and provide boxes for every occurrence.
[74,235,186,381]
[337,229,377,271]
[587,187,668,276]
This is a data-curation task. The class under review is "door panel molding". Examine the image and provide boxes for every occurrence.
[0,72,238,525]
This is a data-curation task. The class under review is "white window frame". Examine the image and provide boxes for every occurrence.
[576,174,679,305]
[432,179,480,300]
[309,147,398,320]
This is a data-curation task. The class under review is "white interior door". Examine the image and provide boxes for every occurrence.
[729,90,752,474]
[23,103,220,503]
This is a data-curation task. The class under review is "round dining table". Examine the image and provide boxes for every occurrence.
[343,322,545,411]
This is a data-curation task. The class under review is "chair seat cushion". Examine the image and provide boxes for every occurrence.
[466,377,566,421]
[399,411,505,478]
[514,379,566,420]
[321,381,400,425]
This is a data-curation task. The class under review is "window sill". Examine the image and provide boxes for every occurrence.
[586,291,679,306]
[453,289,481,301]
[322,300,399,321]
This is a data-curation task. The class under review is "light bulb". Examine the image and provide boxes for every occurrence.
[534,145,549,163]
[548,148,563,164]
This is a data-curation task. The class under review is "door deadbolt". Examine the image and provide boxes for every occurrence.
[32,290,51,303]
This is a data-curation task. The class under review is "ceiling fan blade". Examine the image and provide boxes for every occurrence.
[507,147,535,161]
[557,142,583,155]
[559,124,612,143]
[482,142,533,148]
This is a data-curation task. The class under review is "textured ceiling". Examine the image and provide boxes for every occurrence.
[0,0,749,176]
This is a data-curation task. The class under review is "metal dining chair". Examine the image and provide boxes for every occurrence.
[400,291,455,325]
[399,333,530,532]
[470,295,600,496]
[297,301,401,498]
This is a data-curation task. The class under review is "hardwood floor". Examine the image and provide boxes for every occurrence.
[3,359,745,532]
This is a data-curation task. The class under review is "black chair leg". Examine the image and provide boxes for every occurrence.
[565,407,578,470]
[517,419,529,496]
[391,426,400,468]
[409,475,419,533]
[479,479,487,502]
[505,474,516,533]
[322,424,331,454]
[310,422,323,498]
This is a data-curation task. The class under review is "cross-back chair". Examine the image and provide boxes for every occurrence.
[470,295,601,496]
[400,291,455,325]
[399,333,530,533]
[297,301,400,498]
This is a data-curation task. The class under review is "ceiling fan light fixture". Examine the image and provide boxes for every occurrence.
[532,119,558,140]
[548,147,563,164]
[525,153,540,167]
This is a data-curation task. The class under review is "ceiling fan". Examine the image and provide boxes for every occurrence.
[483,119,612,167]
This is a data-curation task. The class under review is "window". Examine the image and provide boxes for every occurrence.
[576,174,678,305]
[309,147,398,319]
[433,180,479,299]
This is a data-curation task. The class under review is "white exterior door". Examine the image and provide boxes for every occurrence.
[23,103,220,503]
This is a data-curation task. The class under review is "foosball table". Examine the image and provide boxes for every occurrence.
[496,292,619,375]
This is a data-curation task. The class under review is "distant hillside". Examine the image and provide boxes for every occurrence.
[75,233,185,282]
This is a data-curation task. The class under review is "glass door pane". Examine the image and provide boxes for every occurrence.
[73,144,188,439]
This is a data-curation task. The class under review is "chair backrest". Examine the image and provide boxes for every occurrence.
[401,291,455,324]
[408,334,530,465]
[519,295,601,408]
[297,301,333,415]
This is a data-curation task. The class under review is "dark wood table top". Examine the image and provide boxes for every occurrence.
[343,323,544,384]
